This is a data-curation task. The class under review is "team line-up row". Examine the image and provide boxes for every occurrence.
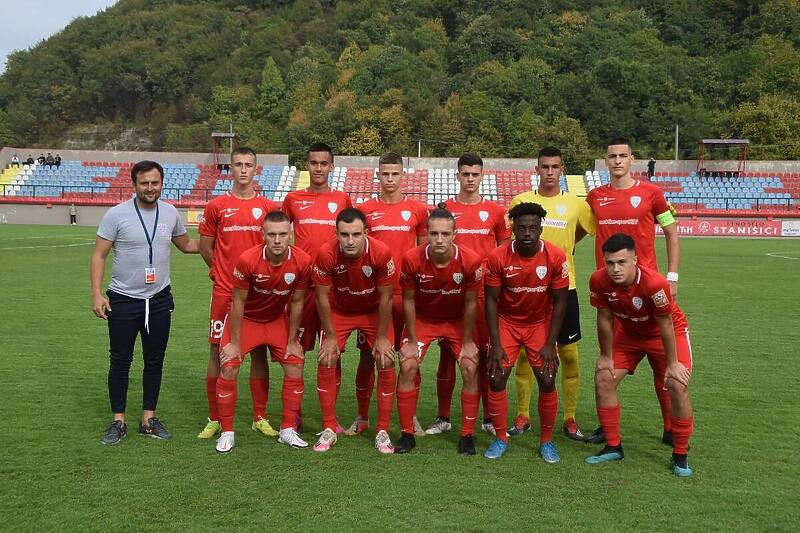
[91,140,695,477]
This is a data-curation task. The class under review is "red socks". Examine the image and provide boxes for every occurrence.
[281,377,304,430]
[537,390,558,443]
[376,368,396,432]
[205,376,218,421]
[249,377,268,421]
[396,388,417,434]
[597,404,622,447]
[216,377,237,432]
[436,348,456,418]
[671,416,694,454]
[317,365,338,430]
[460,391,480,436]
[487,389,508,442]
[355,353,375,419]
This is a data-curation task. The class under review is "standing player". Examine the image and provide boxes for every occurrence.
[507,147,595,440]
[427,153,511,436]
[282,143,352,431]
[586,233,694,477]
[348,152,429,436]
[484,202,568,461]
[585,137,680,445]
[214,211,312,453]
[197,147,279,440]
[394,208,483,454]
[311,208,398,454]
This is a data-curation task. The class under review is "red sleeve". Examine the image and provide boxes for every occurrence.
[484,250,503,288]
[281,194,294,221]
[344,193,353,209]
[198,200,218,237]
[589,271,607,308]
[294,251,312,290]
[464,254,483,290]
[265,198,279,213]
[494,205,512,241]
[312,247,333,286]
[400,249,417,290]
[415,202,429,237]
[550,248,570,290]
[232,250,252,291]
[648,277,673,315]
[651,186,669,216]
[376,245,398,287]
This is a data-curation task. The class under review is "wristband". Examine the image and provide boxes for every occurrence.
[666,272,679,282]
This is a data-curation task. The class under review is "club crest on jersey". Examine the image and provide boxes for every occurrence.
[453,272,464,284]
[328,202,337,213]
[362,265,373,278]
[284,273,296,285]
[630,196,641,208]
[632,297,643,310]
[536,266,548,279]
[557,204,567,215]
[401,210,411,221]
[252,207,263,220]
[479,210,489,222]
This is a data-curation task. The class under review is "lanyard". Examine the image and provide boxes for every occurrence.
[133,199,159,265]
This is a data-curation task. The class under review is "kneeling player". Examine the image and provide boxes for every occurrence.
[395,208,483,454]
[586,233,694,476]
[214,211,311,453]
[312,208,398,454]
[484,202,568,461]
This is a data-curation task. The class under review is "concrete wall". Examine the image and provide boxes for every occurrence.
[0,202,192,227]
[592,159,800,173]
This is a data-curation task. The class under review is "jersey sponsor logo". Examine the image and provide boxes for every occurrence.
[598,198,615,206]
[337,286,376,296]
[652,288,669,307]
[505,272,520,278]
[478,210,489,222]
[157,223,170,236]
[254,273,270,282]
[536,266,548,279]
[630,195,641,208]
[451,212,462,219]
[222,208,239,218]
[327,202,338,213]
[556,204,567,215]
[543,219,568,229]
[370,212,384,220]
[598,218,637,225]
[233,268,245,280]
[299,205,313,210]
[252,207,263,219]
[387,259,396,276]
[313,265,329,278]
[420,288,462,295]
[362,265,373,277]
[371,224,411,232]
[254,286,290,296]
[456,228,491,235]
[568,333,579,340]
[453,272,463,284]
[334,264,348,275]
[508,285,547,293]
[298,218,336,226]
[294,200,314,209]
[284,272,296,285]
[505,265,522,272]
[561,261,569,278]
[418,274,434,283]
[632,297,643,310]
[222,225,261,232]
[401,210,411,221]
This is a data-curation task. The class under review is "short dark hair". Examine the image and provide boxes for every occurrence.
[336,207,366,227]
[457,153,483,171]
[607,137,631,149]
[308,142,334,161]
[428,205,454,228]
[378,152,403,167]
[537,146,563,161]
[131,160,164,184]
[602,233,636,254]
[264,210,289,224]
[232,146,257,160]
[508,201,547,221]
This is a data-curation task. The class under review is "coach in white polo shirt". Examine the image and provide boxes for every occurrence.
[90,160,198,445]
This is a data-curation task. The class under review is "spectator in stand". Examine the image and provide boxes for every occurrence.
[55,154,62,168]
[37,154,46,165]
[45,153,55,168]
[10,154,20,168]
[26,155,34,165]
[648,158,656,179]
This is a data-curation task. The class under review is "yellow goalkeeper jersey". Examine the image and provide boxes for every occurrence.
[508,190,596,289]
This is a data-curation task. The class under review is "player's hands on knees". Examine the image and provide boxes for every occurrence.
[459,341,479,366]
[318,336,339,367]
[488,345,508,380]
[664,361,691,387]
[285,338,305,361]
[220,342,241,365]
[92,294,111,319]
[538,343,559,377]
[372,336,395,367]
[399,340,420,362]
[595,355,616,379]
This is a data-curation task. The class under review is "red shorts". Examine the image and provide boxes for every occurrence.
[401,319,464,362]
[323,308,395,353]
[357,293,404,351]
[208,289,231,344]
[220,315,304,367]
[613,328,694,375]
[497,318,550,369]
[299,288,319,352]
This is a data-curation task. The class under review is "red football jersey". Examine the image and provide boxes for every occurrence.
[589,265,688,338]
[586,181,671,271]
[444,197,511,260]
[199,192,279,294]
[312,236,397,313]
[281,188,352,258]
[485,239,569,325]
[400,244,483,322]
[232,245,312,323]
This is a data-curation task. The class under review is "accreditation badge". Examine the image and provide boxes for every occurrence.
[145,267,157,284]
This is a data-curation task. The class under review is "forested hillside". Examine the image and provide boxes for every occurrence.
[1,0,799,166]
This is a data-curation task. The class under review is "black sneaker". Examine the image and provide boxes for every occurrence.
[457,434,476,455]
[662,429,674,447]
[395,432,416,454]
[101,420,127,445]
[139,417,172,440]
[585,426,606,444]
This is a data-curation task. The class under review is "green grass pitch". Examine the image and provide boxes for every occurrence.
[1,224,799,531]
